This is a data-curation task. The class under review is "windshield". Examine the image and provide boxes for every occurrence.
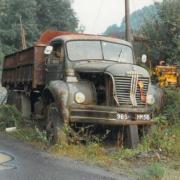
[66,40,133,63]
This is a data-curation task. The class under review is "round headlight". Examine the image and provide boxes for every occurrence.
[75,92,85,104]
[146,94,155,105]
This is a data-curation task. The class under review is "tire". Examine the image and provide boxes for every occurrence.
[45,103,66,144]
[7,91,31,119]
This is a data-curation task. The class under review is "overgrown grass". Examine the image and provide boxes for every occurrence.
[138,163,165,180]
[11,127,48,144]
[162,89,180,124]
[51,142,112,167]
[0,90,179,178]
[0,105,22,130]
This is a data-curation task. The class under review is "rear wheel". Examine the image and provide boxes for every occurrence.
[45,103,66,144]
[7,91,31,119]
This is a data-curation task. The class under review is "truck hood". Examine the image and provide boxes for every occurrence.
[74,61,150,77]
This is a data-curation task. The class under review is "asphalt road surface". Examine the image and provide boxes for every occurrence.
[0,134,131,180]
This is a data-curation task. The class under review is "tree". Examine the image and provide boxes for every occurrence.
[139,0,180,65]
[104,24,120,36]
[104,5,158,36]
[36,0,78,32]
[0,0,38,54]
[0,0,78,58]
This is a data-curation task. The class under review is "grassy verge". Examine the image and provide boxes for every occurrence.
[0,89,179,179]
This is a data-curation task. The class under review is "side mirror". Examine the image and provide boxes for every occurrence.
[44,46,53,55]
[141,54,147,63]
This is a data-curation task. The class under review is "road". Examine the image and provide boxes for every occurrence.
[0,134,131,180]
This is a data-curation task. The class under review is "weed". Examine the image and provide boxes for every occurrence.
[139,163,165,180]
[163,89,180,124]
[11,127,48,144]
[139,90,180,156]
[0,105,22,130]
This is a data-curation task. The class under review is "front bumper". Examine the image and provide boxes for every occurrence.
[69,105,154,126]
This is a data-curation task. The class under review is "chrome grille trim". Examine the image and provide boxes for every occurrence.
[114,76,149,106]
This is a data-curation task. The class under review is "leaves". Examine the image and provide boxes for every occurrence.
[0,0,78,61]
[139,0,180,65]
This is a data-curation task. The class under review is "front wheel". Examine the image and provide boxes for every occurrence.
[45,103,66,144]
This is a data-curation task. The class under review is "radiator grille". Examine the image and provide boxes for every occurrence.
[114,76,149,106]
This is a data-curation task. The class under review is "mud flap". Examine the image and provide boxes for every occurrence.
[126,125,139,148]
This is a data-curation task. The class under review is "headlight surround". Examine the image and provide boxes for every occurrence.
[75,92,85,104]
[146,94,155,105]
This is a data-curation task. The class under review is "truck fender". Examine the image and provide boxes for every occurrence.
[43,80,69,123]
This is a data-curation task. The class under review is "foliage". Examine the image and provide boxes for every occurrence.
[104,0,180,65]
[36,0,78,32]
[0,0,39,54]
[0,0,78,56]
[163,89,180,124]
[0,105,22,130]
[104,5,158,36]
[143,124,177,155]
[120,5,158,33]
[141,90,180,155]
[104,24,121,36]
[12,127,48,144]
[139,163,165,180]
[139,0,180,65]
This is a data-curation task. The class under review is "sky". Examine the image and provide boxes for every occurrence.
[72,0,162,34]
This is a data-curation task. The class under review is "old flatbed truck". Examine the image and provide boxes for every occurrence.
[2,30,155,147]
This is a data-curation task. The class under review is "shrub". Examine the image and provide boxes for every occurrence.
[163,89,180,124]
[139,163,165,180]
[0,105,22,130]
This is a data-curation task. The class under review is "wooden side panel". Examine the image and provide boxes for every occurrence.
[2,45,46,89]
[33,45,46,88]
[2,53,18,85]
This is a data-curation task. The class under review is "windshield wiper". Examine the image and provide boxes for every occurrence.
[117,49,122,62]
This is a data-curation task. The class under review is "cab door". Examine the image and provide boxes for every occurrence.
[45,42,65,84]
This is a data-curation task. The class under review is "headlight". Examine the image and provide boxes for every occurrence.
[146,94,155,105]
[75,92,85,104]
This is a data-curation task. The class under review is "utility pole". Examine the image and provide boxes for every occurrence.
[125,0,140,148]
[125,0,131,42]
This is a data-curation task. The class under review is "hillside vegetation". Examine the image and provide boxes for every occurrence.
[104,0,180,66]
[0,0,78,59]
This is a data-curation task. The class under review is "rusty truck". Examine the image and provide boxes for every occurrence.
[2,30,156,147]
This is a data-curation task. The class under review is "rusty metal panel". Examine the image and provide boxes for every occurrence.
[3,53,17,69]
[17,47,34,66]
[32,45,46,88]
[2,44,46,88]
[36,29,76,44]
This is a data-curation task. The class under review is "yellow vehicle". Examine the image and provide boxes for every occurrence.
[154,65,178,88]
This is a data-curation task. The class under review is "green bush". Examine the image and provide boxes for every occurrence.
[0,105,22,130]
[13,127,48,144]
[163,89,180,124]
[139,163,165,180]
[140,90,180,155]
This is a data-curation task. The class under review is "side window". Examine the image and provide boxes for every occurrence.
[50,44,65,64]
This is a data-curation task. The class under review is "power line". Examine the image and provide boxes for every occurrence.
[91,0,105,34]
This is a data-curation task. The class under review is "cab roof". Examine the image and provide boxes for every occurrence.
[52,34,132,47]
[37,29,132,47]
